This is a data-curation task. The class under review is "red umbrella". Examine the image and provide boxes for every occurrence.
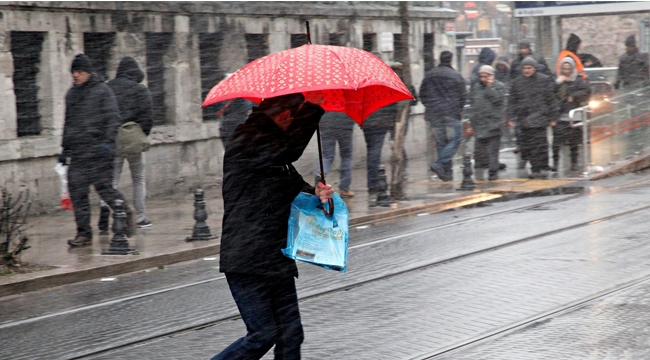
[202,44,413,125]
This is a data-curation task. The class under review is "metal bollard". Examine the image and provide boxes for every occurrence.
[375,165,391,207]
[102,199,135,255]
[186,188,217,242]
[457,153,477,191]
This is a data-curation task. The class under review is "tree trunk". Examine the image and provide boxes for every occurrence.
[390,2,412,200]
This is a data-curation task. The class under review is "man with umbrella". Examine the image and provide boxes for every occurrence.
[213,92,334,360]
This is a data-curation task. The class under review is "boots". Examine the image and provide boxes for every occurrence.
[68,235,92,247]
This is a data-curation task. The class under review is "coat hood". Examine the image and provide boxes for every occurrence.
[495,56,510,70]
[116,57,145,83]
[478,47,497,66]
[566,33,581,54]
[559,56,578,82]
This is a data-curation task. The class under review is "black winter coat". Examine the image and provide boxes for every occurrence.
[510,53,552,80]
[469,80,507,139]
[219,98,254,150]
[363,84,417,132]
[220,103,324,277]
[555,76,591,116]
[107,57,153,135]
[62,73,121,159]
[419,65,466,125]
[615,49,650,90]
[470,48,497,85]
[508,72,558,129]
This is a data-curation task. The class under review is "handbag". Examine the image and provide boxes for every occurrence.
[115,121,150,156]
[282,192,349,272]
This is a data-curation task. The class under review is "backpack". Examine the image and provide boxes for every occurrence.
[115,121,150,156]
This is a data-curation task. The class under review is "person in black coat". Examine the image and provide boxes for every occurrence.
[98,57,154,231]
[59,54,135,247]
[419,51,466,181]
[507,56,558,179]
[470,47,497,85]
[214,93,334,360]
[510,39,552,80]
[494,56,511,85]
[615,35,650,91]
[552,56,591,172]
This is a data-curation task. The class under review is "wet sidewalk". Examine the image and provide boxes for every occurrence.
[0,149,581,296]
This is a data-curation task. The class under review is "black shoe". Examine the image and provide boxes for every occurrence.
[68,235,92,247]
[499,163,507,171]
[137,219,153,228]
[488,174,498,181]
[430,164,451,181]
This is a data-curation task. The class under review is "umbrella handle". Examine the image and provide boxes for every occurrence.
[322,197,334,218]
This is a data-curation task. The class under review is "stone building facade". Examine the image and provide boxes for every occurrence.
[0,1,456,212]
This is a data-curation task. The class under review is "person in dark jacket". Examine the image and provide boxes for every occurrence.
[555,33,587,80]
[214,93,333,360]
[469,65,507,181]
[98,57,154,232]
[507,57,558,179]
[315,112,356,197]
[615,35,650,90]
[494,56,511,85]
[470,47,497,85]
[219,97,253,150]
[59,54,135,247]
[362,99,394,194]
[552,57,591,172]
[510,39,552,80]
[419,51,466,181]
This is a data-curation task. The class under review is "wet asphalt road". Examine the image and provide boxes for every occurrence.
[3,173,650,359]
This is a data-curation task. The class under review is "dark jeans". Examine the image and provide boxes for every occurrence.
[363,128,389,190]
[474,135,501,177]
[315,128,353,191]
[552,122,580,165]
[431,121,463,179]
[211,273,303,360]
[520,128,550,173]
[68,156,127,238]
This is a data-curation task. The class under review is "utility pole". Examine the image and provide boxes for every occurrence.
[390,2,413,200]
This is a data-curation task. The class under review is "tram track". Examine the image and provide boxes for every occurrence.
[51,177,650,360]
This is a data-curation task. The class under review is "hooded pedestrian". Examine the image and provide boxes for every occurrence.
[468,65,507,181]
[552,57,591,172]
[510,39,552,80]
[555,33,587,79]
[60,54,136,247]
[213,92,334,360]
[615,35,650,90]
[494,56,511,85]
[97,57,154,231]
[470,47,497,85]
[419,50,466,181]
[508,56,558,179]
[218,74,254,151]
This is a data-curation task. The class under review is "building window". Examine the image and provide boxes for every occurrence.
[393,33,408,65]
[423,33,435,72]
[291,34,309,48]
[83,33,116,80]
[146,33,173,126]
[199,33,225,122]
[363,34,376,53]
[245,34,269,63]
[11,31,45,137]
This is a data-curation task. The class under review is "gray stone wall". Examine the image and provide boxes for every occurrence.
[0,1,456,212]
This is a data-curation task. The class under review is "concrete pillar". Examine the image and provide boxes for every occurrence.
[0,14,17,141]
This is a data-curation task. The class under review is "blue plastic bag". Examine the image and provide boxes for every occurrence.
[282,192,349,272]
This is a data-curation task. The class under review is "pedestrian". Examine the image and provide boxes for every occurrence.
[97,57,154,232]
[419,50,466,181]
[555,33,587,79]
[552,57,591,172]
[218,74,253,151]
[510,39,552,80]
[213,92,334,360]
[615,35,650,91]
[507,56,558,179]
[388,63,418,180]
[470,47,496,86]
[494,56,511,85]
[362,94,394,195]
[314,112,356,198]
[59,54,136,247]
[468,65,507,181]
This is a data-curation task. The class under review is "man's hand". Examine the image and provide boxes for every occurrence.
[550,121,557,127]
[568,96,574,103]
[556,75,567,83]
[315,181,334,203]
[506,120,515,127]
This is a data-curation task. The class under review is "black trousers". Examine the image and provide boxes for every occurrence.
[68,156,127,238]
[519,128,550,173]
[474,135,501,177]
[211,273,303,360]
[552,122,580,165]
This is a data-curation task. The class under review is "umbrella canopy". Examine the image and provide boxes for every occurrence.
[202,44,414,125]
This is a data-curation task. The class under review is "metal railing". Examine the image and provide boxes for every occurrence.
[569,85,650,177]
